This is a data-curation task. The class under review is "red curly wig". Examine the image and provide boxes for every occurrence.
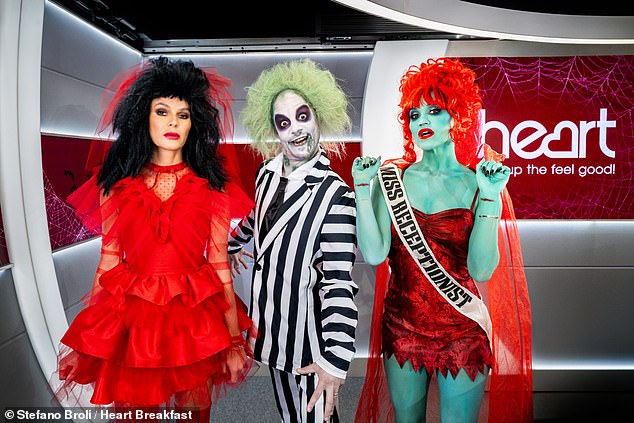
[398,57,482,168]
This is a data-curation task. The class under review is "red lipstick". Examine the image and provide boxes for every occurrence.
[163,132,180,140]
[418,128,434,139]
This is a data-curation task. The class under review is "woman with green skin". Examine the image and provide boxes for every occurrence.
[352,58,532,423]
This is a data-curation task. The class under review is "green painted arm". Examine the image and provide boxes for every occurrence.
[351,157,392,265]
[467,158,511,282]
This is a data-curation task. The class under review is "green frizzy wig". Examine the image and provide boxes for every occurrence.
[241,59,351,158]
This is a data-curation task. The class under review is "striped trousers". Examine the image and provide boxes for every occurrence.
[269,367,340,423]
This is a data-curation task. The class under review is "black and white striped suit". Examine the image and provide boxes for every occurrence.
[229,150,358,421]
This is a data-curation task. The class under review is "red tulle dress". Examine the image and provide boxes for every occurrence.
[56,162,253,408]
[382,206,493,379]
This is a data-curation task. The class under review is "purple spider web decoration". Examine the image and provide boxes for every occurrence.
[44,172,94,250]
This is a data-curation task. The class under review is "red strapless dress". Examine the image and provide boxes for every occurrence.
[55,163,253,407]
[382,207,492,379]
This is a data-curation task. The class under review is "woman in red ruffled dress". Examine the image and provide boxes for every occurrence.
[55,57,253,420]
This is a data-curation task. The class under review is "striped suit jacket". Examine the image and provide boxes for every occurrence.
[229,150,358,379]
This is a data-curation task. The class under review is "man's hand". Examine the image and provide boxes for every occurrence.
[229,249,254,278]
[296,363,344,422]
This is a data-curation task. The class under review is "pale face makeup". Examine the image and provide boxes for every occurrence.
[273,90,320,172]
[149,96,191,164]
[408,100,454,151]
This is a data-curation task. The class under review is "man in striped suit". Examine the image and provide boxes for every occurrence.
[229,60,358,423]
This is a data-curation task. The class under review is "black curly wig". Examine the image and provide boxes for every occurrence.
[97,56,229,194]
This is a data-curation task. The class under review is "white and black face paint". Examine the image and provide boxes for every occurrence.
[273,90,320,168]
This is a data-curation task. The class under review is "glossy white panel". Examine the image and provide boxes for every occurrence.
[518,220,634,267]
[0,269,26,343]
[41,1,141,138]
[52,238,99,309]
[0,0,61,380]
[42,1,141,87]
[361,40,449,160]
[336,0,634,44]
[529,267,634,367]
[40,68,103,138]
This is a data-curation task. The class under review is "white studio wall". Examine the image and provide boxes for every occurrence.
[361,39,448,160]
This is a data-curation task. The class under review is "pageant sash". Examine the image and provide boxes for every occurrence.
[377,164,492,344]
